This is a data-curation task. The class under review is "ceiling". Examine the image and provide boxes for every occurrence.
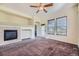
[0,3,76,20]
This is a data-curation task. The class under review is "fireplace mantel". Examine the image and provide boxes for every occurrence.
[0,25,21,45]
[0,25,35,45]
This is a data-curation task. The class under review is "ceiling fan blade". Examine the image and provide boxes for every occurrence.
[30,5,38,8]
[43,9,47,13]
[44,3,53,7]
[36,10,39,13]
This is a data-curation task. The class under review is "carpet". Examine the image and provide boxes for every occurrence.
[0,38,78,56]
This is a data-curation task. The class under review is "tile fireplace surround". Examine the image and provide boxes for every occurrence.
[0,25,34,45]
[0,25,21,45]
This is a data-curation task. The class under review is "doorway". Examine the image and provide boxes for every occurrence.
[35,24,37,37]
[35,22,41,37]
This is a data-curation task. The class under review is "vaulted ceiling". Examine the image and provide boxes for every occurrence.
[0,3,76,21]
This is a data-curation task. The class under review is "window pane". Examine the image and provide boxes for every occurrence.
[47,19,55,35]
[56,16,67,36]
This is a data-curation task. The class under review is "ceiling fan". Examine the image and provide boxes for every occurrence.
[30,3,53,13]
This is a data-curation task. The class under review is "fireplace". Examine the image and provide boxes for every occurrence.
[4,30,17,41]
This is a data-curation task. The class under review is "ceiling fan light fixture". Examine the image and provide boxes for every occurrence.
[30,3,53,13]
[39,7,44,11]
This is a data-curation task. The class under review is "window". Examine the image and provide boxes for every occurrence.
[47,19,55,35]
[47,16,67,36]
[56,16,67,36]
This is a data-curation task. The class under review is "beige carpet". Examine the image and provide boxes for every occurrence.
[0,38,78,56]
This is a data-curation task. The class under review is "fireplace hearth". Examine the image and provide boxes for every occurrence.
[4,30,17,41]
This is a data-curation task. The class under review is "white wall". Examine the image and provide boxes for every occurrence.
[76,3,79,47]
[0,6,35,45]
[44,5,78,45]
[41,25,46,37]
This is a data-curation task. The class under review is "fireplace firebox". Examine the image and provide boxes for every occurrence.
[4,30,17,41]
